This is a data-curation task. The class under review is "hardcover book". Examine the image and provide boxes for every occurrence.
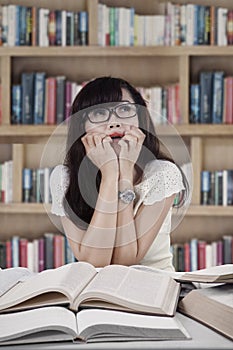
[0,307,190,345]
[0,262,180,316]
[178,284,233,340]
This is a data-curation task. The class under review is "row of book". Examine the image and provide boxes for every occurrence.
[190,72,233,124]
[138,84,181,125]
[171,236,233,272]
[0,5,88,47]
[0,233,76,272]
[11,72,181,125]
[22,167,54,204]
[0,233,232,273]
[98,2,233,47]
[11,73,85,125]
[0,160,12,204]
[201,170,233,206]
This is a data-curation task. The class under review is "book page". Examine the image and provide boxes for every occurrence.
[132,264,233,283]
[76,309,190,341]
[75,265,179,315]
[184,264,233,276]
[0,267,36,297]
[0,262,97,312]
[0,307,77,343]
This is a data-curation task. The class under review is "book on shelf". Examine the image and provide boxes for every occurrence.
[0,262,180,316]
[0,307,190,345]
[178,284,233,340]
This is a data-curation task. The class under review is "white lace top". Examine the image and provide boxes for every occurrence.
[50,160,185,271]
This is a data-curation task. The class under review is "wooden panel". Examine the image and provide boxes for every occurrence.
[203,138,233,171]
[12,144,23,202]
[190,56,233,83]
[172,216,233,244]
[190,137,202,204]
[12,56,180,87]
[0,213,60,240]
[179,55,189,123]
[0,56,11,125]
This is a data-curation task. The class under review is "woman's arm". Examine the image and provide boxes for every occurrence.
[61,173,118,267]
[111,127,176,265]
[111,193,175,265]
[62,133,119,267]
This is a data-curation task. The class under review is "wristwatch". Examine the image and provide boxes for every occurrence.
[119,189,136,204]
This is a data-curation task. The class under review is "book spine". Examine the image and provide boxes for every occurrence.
[11,85,22,124]
[5,240,12,268]
[189,84,200,123]
[19,238,28,267]
[212,71,224,124]
[12,236,19,267]
[34,72,45,124]
[56,76,65,124]
[22,168,32,202]
[201,170,211,205]
[200,72,213,123]
[0,242,6,268]
[222,235,232,264]
[38,238,44,272]
[46,77,56,125]
[21,72,34,124]
[44,233,54,269]
[79,11,88,45]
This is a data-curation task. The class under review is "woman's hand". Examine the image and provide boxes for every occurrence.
[81,133,118,177]
[118,127,145,177]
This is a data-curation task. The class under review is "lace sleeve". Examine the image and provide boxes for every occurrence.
[49,165,69,216]
[135,160,185,205]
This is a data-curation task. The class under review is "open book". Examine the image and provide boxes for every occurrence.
[0,262,180,316]
[132,264,233,283]
[0,306,191,345]
[178,284,233,341]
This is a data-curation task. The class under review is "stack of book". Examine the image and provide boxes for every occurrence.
[0,262,232,344]
[0,262,189,344]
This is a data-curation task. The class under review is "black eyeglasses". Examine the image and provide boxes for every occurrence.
[85,103,138,124]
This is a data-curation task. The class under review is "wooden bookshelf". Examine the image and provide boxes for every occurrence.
[0,0,232,250]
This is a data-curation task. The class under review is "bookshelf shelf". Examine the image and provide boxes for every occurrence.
[1,203,233,217]
[0,203,50,214]
[1,125,233,143]
[0,46,233,57]
[185,205,233,217]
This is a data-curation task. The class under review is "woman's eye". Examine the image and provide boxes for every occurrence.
[119,105,130,113]
[93,109,106,116]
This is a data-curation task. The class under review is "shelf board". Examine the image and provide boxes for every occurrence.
[1,124,233,142]
[0,203,51,214]
[157,124,233,136]
[1,203,233,216]
[185,205,233,216]
[0,46,233,57]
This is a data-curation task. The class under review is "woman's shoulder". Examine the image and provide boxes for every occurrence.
[143,159,181,177]
[50,164,69,188]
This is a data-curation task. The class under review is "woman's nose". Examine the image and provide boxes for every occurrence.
[107,112,122,129]
[108,121,121,129]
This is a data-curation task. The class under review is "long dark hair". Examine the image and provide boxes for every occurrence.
[63,77,188,228]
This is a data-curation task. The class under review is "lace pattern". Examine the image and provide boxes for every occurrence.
[50,160,184,216]
[134,160,185,205]
[50,165,69,216]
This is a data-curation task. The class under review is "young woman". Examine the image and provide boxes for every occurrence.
[50,76,189,270]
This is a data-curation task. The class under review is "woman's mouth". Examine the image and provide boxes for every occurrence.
[109,132,124,142]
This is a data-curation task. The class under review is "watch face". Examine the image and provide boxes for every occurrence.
[120,190,136,204]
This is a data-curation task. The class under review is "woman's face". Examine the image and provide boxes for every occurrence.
[84,89,139,139]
